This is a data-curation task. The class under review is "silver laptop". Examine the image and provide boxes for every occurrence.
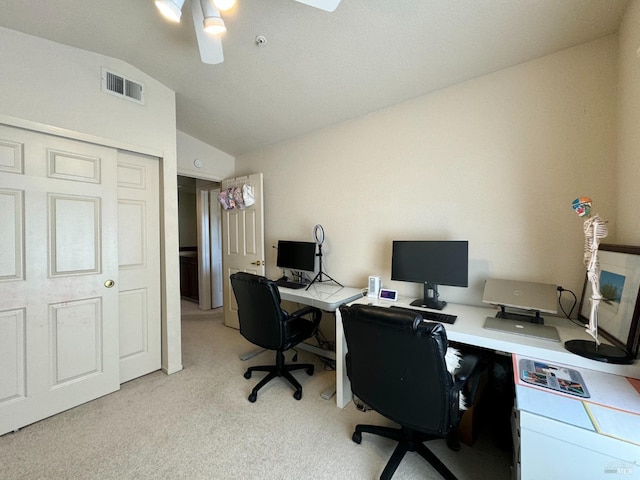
[483,316,561,342]
[482,278,558,314]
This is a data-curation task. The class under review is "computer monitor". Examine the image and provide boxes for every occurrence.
[391,240,469,310]
[276,240,316,273]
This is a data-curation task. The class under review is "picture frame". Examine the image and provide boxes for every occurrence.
[578,244,640,358]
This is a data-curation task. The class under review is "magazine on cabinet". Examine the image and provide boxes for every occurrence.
[519,358,590,398]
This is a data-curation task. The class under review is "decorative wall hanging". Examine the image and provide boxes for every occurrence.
[217,184,253,210]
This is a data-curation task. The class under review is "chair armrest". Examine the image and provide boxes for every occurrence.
[287,305,322,327]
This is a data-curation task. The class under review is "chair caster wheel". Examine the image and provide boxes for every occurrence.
[306,366,314,376]
[293,390,302,400]
[352,431,362,444]
[248,393,257,403]
[244,371,251,379]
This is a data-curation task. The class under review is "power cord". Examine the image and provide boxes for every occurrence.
[287,302,335,369]
[557,286,584,327]
[313,328,336,370]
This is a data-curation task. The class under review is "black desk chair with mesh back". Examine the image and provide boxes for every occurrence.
[230,272,322,402]
[339,304,481,480]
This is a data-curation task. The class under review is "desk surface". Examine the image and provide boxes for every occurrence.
[356,296,640,378]
[278,283,363,312]
[335,296,640,409]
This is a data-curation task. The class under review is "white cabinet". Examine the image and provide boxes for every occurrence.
[519,411,640,479]
[515,355,640,479]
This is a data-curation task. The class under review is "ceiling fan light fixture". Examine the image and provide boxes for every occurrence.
[213,0,236,11]
[155,0,185,22]
[203,17,226,34]
[201,0,227,34]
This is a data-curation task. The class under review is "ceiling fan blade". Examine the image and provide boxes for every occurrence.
[294,0,341,12]
[191,0,224,64]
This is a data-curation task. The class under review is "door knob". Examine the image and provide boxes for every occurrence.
[251,260,263,266]
[104,279,115,288]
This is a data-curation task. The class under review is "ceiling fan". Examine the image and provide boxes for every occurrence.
[154,0,342,65]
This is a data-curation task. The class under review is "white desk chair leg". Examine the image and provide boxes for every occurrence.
[321,385,336,400]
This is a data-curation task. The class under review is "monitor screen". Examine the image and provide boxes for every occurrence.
[391,240,468,309]
[276,240,316,272]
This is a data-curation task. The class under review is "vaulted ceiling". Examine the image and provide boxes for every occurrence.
[0,0,629,155]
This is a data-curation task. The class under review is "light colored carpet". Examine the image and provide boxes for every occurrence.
[0,301,512,479]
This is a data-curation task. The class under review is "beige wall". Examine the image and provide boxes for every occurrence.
[0,27,183,374]
[236,36,619,308]
[617,0,640,244]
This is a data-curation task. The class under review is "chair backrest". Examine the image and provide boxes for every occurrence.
[340,304,455,435]
[230,272,288,350]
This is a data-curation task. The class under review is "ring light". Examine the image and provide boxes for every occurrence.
[313,224,325,245]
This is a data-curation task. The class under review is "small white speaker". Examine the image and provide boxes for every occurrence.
[368,276,381,298]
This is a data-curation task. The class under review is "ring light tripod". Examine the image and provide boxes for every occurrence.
[306,224,342,290]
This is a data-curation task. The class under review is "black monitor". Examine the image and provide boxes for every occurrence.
[276,240,316,273]
[391,240,469,310]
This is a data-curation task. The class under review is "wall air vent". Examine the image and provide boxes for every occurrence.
[101,68,145,105]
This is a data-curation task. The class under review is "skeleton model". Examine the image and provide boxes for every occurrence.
[572,196,608,344]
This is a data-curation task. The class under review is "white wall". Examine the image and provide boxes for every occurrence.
[0,27,183,374]
[177,130,234,182]
[617,0,640,244]
[236,36,618,308]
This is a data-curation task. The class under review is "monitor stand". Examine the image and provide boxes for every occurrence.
[411,283,446,310]
[496,306,544,325]
[411,298,447,310]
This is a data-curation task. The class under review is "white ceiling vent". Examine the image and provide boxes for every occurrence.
[101,68,145,105]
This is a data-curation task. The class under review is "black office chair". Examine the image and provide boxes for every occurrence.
[230,272,322,402]
[340,304,481,480]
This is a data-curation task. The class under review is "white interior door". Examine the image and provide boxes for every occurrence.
[0,124,119,435]
[195,181,222,310]
[117,151,161,383]
[221,173,264,329]
[209,186,223,308]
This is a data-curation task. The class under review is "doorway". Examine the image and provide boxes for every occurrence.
[177,175,222,310]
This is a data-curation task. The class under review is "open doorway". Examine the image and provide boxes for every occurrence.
[177,175,222,310]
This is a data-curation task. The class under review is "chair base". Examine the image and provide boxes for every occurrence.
[244,350,314,402]
[352,424,458,480]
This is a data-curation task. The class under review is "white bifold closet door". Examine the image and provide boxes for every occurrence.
[0,124,160,436]
[117,151,161,384]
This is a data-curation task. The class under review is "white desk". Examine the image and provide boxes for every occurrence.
[279,283,363,360]
[280,282,364,399]
[279,283,364,312]
[241,282,363,360]
[335,296,640,409]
